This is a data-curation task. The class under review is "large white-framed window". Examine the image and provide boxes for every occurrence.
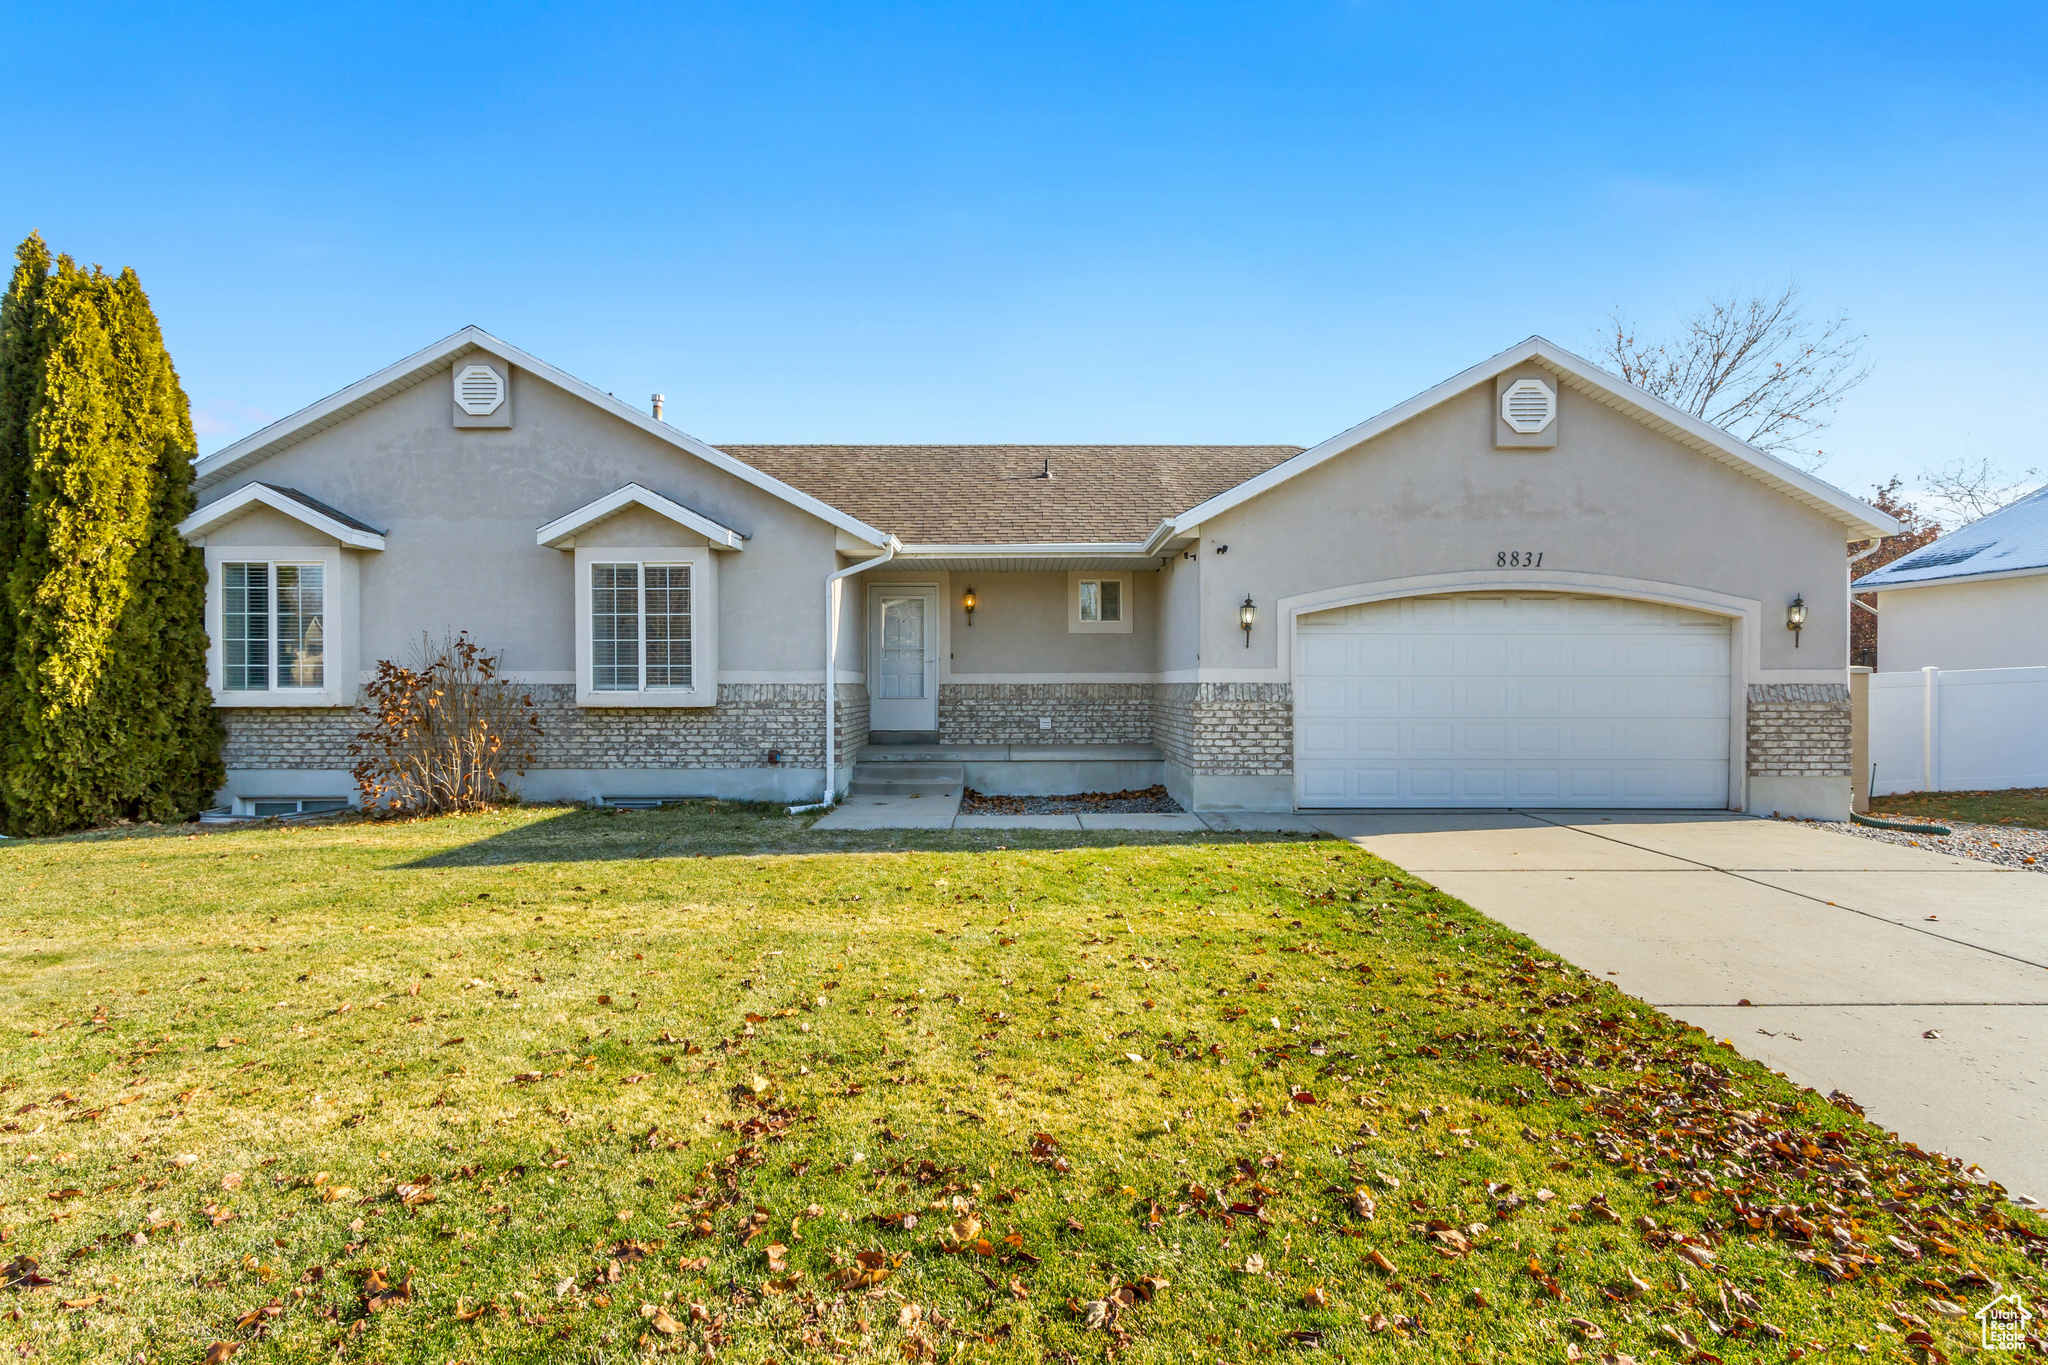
[1068,571,1134,634]
[202,544,357,707]
[573,544,717,707]
[222,561,326,690]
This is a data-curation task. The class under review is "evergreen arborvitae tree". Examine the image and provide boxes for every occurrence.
[0,236,223,834]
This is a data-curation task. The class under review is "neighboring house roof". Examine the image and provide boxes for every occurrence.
[191,326,894,549]
[719,445,1301,545]
[1170,336,1901,542]
[1852,484,2048,591]
[536,483,748,550]
[176,482,387,550]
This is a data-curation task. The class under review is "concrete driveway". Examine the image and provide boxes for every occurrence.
[1305,810,2048,1202]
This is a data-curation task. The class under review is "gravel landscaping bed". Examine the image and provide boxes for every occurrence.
[958,784,1185,814]
[1778,813,2048,873]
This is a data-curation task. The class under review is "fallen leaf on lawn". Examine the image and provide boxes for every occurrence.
[1926,1299,1966,1318]
[1367,1249,1397,1275]
[640,1302,682,1335]
[761,1273,804,1295]
[1123,1053,1145,1064]
[1077,1297,1115,1330]
[219,1172,244,1192]
[363,1266,412,1313]
[1376,1171,1400,1189]
[1239,1253,1265,1274]
[677,1255,709,1273]
[202,1345,240,1364]
[1566,1317,1605,1340]
[1303,1286,1329,1309]
[171,1154,199,1169]
[453,1299,500,1321]
[394,1178,435,1208]
[1009,1277,1029,1300]
[59,1294,102,1310]
[1351,1188,1376,1220]
[898,1303,924,1329]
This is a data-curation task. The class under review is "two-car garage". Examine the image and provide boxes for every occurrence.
[1293,592,1733,808]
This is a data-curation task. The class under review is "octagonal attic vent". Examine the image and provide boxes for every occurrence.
[1500,378,1556,434]
[454,364,506,416]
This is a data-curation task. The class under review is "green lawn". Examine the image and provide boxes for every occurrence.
[1870,787,2048,831]
[1,804,2040,1363]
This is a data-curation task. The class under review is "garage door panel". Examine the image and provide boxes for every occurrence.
[1295,592,1730,809]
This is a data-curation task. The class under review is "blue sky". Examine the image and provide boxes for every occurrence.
[10,2,2045,503]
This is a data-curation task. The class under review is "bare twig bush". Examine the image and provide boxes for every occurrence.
[349,632,542,815]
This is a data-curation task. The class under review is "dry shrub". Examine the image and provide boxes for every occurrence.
[348,632,541,814]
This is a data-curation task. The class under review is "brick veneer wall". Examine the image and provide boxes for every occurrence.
[1745,682,1851,777]
[221,683,863,773]
[1152,682,1293,776]
[937,683,1152,746]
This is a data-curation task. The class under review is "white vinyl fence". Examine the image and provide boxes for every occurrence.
[1868,666,2048,795]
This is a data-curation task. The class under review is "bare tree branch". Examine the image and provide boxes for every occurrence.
[1595,285,1871,472]
[1915,456,2044,530]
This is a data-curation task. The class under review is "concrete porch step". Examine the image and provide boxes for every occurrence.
[849,761,964,797]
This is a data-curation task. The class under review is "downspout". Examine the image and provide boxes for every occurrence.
[788,536,899,813]
[1849,537,1885,614]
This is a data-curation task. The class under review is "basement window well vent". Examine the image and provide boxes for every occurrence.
[454,363,507,416]
[1500,378,1556,434]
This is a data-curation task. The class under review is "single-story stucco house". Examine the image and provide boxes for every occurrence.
[1851,484,2048,671]
[179,328,1897,821]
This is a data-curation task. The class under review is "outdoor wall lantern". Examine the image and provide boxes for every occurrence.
[1786,594,1807,647]
[962,586,977,626]
[1239,595,1257,647]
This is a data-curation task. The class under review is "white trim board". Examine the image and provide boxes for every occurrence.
[193,326,891,546]
[1172,336,1899,542]
[537,483,747,550]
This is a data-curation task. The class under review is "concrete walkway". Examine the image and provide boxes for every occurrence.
[1307,810,2048,1201]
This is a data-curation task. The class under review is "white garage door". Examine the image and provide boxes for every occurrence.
[1295,593,1731,808]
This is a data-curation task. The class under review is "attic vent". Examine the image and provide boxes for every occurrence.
[454,364,506,416]
[1500,378,1556,435]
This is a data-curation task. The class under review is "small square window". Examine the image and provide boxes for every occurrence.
[1069,572,1132,633]
[1079,579,1120,622]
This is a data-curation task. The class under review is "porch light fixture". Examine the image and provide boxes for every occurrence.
[1239,594,1257,647]
[1786,594,1807,647]
[962,586,977,625]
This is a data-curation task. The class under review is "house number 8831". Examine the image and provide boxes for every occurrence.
[1497,551,1544,568]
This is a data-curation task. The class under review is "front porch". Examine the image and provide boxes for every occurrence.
[814,738,1237,830]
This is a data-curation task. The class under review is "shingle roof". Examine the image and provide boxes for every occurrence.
[259,483,386,535]
[716,445,1303,545]
[1854,484,2048,589]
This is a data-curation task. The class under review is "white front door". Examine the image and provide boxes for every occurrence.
[1294,592,1732,808]
[868,585,939,733]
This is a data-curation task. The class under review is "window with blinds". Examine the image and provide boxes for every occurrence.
[223,562,325,691]
[593,562,691,692]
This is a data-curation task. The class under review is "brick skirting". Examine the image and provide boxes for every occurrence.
[1745,682,1851,778]
[1152,682,1292,776]
[937,682,1152,746]
[221,683,866,772]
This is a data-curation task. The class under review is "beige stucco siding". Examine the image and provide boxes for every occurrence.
[1873,575,2048,672]
[1199,380,1851,671]
[191,364,844,679]
[941,571,1158,676]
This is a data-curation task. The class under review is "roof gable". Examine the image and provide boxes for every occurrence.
[1169,336,1900,542]
[1854,484,2048,590]
[536,483,748,550]
[192,327,891,547]
[176,482,386,550]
